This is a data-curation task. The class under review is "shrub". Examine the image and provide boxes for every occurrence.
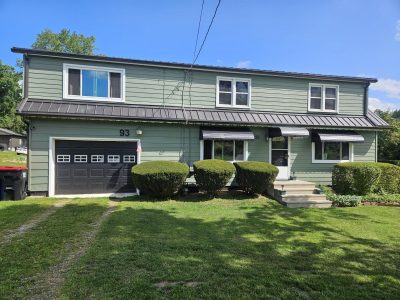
[362,194,400,203]
[319,185,335,198]
[132,161,189,198]
[193,159,235,195]
[332,162,400,195]
[330,194,361,207]
[234,161,278,194]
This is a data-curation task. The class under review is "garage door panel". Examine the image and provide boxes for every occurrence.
[55,140,137,195]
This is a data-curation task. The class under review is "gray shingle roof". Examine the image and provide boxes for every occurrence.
[18,99,389,129]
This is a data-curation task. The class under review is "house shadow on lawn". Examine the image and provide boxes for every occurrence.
[62,199,400,299]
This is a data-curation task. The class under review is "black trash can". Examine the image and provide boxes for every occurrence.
[0,166,28,200]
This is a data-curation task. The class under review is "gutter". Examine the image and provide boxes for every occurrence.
[364,82,370,116]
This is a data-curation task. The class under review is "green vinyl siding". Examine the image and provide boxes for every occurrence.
[290,131,377,185]
[28,56,365,115]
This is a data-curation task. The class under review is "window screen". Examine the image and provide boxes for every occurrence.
[110,72,121,98]
[68,69,80,95]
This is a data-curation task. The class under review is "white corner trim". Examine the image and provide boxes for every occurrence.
[62,63,126,102]
[48,137,141,197]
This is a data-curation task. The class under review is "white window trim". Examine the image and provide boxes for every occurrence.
[123,155,136,163]
[63,63,125,102]
[74,154,87,163]
[216,76,251,109]
[56,155,70,163]
[107,155,120,163]
[199,140,248,162]
[311,142,353,164]
[91,155,104,163]
[308,83,339,113]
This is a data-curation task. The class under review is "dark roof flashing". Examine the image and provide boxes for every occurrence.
[11,47,377,83]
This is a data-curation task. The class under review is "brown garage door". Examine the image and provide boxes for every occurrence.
[55,140,137,195]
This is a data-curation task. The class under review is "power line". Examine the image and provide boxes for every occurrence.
[192,0,205,64]
[192,0,222,66]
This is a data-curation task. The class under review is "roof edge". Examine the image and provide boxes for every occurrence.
[11,47,378,83]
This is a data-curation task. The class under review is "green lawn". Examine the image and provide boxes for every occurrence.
[0,151,27,167]
[0,194,399,299]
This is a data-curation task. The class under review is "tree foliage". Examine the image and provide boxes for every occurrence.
[376,110,400,161]
[32,28,96,55]
[0,61,25,133]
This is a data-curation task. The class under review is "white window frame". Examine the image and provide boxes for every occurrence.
[123,155,136,163]
[63,63,125,102]
[311,142,353,164]
[308,83,339,113]
[199,140,249,162]
[107,155,120,163]
[57,155,70,163]
[74,154,87,163]
[216,77,251,109]
[91,155,104,163]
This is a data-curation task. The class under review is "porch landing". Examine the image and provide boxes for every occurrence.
[272,180,332,208]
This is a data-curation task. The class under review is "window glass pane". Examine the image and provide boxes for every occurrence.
[219,80,232,92]
[325,99,336,110]
[82,70,108,97]
[310,98,322,109]
[324,142,340,160]
[315,142,322,160]
[325,87,337,98]
[271,150,288,166]
[236,81,248,93]
[219,92,232,105]
[271,136,288,149]
[311,86,322,97]
[236,93,248,106]
[342,142,350,160]
[204,140,213,159]
[214,141,223,160]
[110,72,121,98]
[235,140,244,160]
[223,141,234,161]
[68,69,80,95]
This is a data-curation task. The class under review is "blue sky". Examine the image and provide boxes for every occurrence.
[1,0,399,110]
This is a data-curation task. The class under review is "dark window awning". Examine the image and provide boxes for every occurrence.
[201,129,255,140]
[269,127,309,138]
[316,132,365,143]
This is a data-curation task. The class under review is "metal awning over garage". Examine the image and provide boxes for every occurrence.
[268,127,309,137]
[201,129,255,140]
[315,132,365,143]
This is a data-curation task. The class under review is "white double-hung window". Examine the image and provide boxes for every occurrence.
[63,64,125,101]
[216,77,251,108]
[308,84,339,113]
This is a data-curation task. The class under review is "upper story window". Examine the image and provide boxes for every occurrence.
[216,77,251,108]
[308,84,338,113]
[63,64,125,102]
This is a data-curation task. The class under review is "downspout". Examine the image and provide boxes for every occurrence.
[23,53,29,99]
[363,82,370,116]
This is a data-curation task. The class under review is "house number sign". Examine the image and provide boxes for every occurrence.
[120,129,130,136]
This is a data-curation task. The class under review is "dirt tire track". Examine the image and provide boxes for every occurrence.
[0,200,72,245]
[28,200,119,300]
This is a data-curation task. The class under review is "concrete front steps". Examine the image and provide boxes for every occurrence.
[272,180,332,208]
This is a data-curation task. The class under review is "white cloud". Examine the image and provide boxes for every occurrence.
[370,78,400,99]
[236,60,251,68]
[396,20,400,41]
[369,97,400,111]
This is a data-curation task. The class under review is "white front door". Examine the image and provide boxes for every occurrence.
[270,136,290,180]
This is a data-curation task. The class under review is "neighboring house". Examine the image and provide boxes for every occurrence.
[12,47,389,197]
[0,128,26,151]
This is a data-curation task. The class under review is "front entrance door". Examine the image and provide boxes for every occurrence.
[270,136,290,180]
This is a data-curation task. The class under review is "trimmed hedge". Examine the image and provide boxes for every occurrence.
[193,160,235,195]
[332,162,400,195]
[234,161,278,194]
[362,194,400,203]
[132,161,189,198]
[330,195,362,207]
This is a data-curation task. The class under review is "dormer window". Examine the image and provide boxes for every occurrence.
[63,64,125,101]
[216,77,251,108]
[308,84,338,113]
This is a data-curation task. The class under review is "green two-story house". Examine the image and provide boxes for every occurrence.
[12,47,389,197]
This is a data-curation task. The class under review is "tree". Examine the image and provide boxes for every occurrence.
[376,110,400,161]
[32,28,97,55]
[0,61,25,133]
